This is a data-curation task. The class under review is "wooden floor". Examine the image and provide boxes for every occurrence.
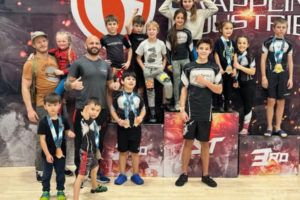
[1,166,300,200]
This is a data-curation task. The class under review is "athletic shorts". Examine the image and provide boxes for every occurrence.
[117,126,141,153]
[183,120,211,142]
[266,71,290,99]
[79,150,98,176]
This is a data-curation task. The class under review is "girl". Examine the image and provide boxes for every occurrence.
[49,31,77,95]
[213,20,237,112]
[136,21,174,122]
[159,0,218,59]
[233,36,256,135]
[166,9,193,111]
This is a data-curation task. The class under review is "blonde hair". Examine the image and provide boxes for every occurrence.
[146,21,160,32]
[56,31,73,63]
[273,17,288,27]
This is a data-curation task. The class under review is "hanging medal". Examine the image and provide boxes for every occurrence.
[221,36,234,74]
[272,37,285,74]
[93,122,102,160]
[123,91,137,128]
[47,114,64,158]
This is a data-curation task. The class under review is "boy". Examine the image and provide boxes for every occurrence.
[261,17,293,137]
[101,14,132,82]
[38,93,75,200]
[73,97,108,200]
[125,8,148,94]
[175,38,222,187]
[110,71,146,185]
[136,21,174,122]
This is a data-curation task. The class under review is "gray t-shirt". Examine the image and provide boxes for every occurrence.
[68,56,112,109]
[135,39,166,68]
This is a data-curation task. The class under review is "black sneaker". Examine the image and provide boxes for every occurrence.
[175,174,188,186]
[36,171,42,182]
[202,175,217,187]
[64,168,74,176]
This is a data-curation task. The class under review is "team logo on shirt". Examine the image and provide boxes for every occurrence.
[71,0,156,38]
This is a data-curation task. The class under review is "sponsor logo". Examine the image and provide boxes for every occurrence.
[251,148,289,167]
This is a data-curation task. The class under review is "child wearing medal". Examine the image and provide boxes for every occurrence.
[110,71,146,185]
[261,17,293,137]
[38,93,75,200]
[73,97,108,200]
[233,36,256,135]
[213,20,237,112]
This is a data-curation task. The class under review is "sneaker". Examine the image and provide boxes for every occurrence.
[36,171,43,182]
[40,191,50,200]
[202,175,217,187]
[64,168,74,176]
[130,174,144,185]
[90,185,108,193]
[57,190,66,200]
[114,174,127,185]
[97,172,110,183]
[175,173,188,186]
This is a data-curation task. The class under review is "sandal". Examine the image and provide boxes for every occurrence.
[239,129,249,135]
[277,129,288,137]
[264,129,273,137]
[90,185,108,193]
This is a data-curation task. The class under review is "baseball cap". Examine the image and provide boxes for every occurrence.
[31,31,48,42]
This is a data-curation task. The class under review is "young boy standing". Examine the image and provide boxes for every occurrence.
[110,71,146,185]
[136,21,174,122]
[261,17,293,137]
[101,14,132,81]
[38,93,75,200]
[73,97,108,200]
[125,8,148,94]
[175,38,222,187]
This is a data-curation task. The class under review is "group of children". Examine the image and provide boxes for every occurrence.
[35,0,293,199]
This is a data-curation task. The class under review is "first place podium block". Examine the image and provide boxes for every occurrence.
[163,112,239,177]
[239,135,299,175]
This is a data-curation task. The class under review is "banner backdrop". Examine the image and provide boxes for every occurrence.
[0,0,299,167]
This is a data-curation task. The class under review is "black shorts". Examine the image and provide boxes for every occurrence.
[79,150,98,176]
[183,120,211,142]
[266,71,290,99]
[117,126,141,153]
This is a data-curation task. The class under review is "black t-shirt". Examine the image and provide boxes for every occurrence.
[181,61,222,121]
[38,115,70,158]
[213,38,237,70]
[111,91,145,127]
[129,33,148,53]
[166,28,193,64]
[100,34,131,69]
[262,37,293,72]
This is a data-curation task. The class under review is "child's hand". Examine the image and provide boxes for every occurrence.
[287,78,293,89]
[105,59,112,65]
[54,69,64,76]
[232,69,237,77]
[72,77,84,90]
[46,154,54,163]
[135,116,143,126]
[27,53,34,61]
[81,105,90,120]
[122,62,130,70]
[133,8,139,14]
[261,77,268,89]
[117,119,127,127]
[67,131,76,138]
[195,74,207,86]
[181,111,189,122]
[220,68,225,75]
[167,65,173,72]
[233,82,239,88]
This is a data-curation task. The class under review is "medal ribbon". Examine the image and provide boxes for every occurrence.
[221,36,233,66]
[123,91,137,120]
[47,114,63,148]
[93,121,99,148]
[272,36,285,64]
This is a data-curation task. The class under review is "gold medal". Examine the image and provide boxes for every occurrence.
[96,149,102,160]
[225,65,233,74]
[56,148,64,159]
[273,63,284,73]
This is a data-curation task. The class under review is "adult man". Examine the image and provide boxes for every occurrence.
[65,35,119,183]
[22,31,59,182]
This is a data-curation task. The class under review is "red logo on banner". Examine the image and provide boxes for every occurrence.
[71,0,156,38]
